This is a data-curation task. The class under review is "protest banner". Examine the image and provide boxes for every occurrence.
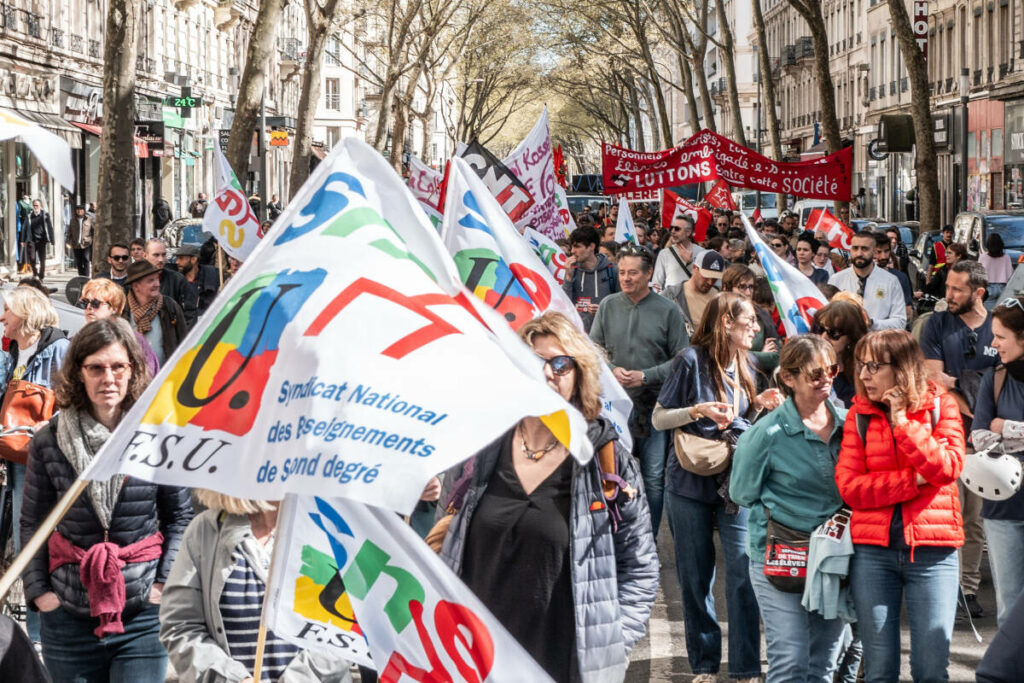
[267,495,554,681]
[706,180,738,211]
[524,227,569,284]
[81,137,593,514]
[662,191,712,242]
[743,215,828,336]
[459,139,535,222]
[502,108,562,238]
[601,141,716,195]
[554,184,577,236]
[806,208,854,250]
[204,145,263,261]
[407,156,443,211]
[613,198,636,244]
[0,108,74,190]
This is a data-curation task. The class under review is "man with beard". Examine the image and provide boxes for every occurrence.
[920,260,999,620]
[874,233,914,323]
[663,250,725,337]
[828,231,906,330]
[175,244,220,323]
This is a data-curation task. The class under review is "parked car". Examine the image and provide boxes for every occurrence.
[953,210,1024,262]
[733,191,779,220]
[908,230,943,290]
[159,217,213,262]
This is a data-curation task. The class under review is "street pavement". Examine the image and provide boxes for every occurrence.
[626,522,997,682]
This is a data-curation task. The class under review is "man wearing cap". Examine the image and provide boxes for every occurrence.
[65,204,93,277]
[663,250,725,336]
[176,244,220,323]
[653,214,706,291]
[122,260,189,366]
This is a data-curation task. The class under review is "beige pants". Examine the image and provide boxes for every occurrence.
[958,480,985,594]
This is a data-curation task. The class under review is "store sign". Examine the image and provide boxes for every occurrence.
[1005,102,1024,165]
[933,113,949,149]
[913,1,928,61]
[219,128,231,153]
[61,78,102,125]
[270,130,289,147]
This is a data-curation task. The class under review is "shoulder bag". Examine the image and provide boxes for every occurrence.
[0,379,56,465]
[763,509,810,593]
[674,376,741,476]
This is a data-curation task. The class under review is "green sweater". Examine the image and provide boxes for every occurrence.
[730,397,847,560]
[589,290,689,393]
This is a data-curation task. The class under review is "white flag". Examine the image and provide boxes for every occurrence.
[407,155,442,211]
[83,138,592,514]
[203,145,263,261]
[523,227,569,285]
[267,495,554,680]
[614,198,636,244]
[0,108,74,190]
[502,108,562,239]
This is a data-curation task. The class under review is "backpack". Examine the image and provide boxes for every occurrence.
[856,396,941,444]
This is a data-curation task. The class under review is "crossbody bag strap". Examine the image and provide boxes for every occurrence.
[668,245,692,277]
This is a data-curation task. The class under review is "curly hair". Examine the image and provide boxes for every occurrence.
[519,312,605,420]
[55,318,151,411]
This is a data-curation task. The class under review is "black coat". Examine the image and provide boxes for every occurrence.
[20,415,193,620]
[160,267,193,324]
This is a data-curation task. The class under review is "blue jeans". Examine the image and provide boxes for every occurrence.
[9,461,39,642]
[833,623,863,683]
[632,425,667,533]
[983,518,1024,625]
[850,545,959,683]
[665,492,762,678]
[749,561,845,682]
[39,602,167,683]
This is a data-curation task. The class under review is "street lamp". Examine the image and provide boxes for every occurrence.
[961,67,970,212]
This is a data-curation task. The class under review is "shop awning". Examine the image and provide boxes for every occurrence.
[71,121,150,158]
[14,110,82,149]
[310,145,326,160]
[800,140,829,160]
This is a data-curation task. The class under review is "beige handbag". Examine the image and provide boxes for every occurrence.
[674,377,741,476]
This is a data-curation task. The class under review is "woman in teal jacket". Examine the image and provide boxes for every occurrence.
[731,334,848,683]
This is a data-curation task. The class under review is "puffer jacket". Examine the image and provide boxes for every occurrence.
[441,418,659,683]
[20,415,194,619]
[835,385,965,550]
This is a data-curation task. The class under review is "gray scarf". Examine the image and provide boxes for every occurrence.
[56,406,125,529]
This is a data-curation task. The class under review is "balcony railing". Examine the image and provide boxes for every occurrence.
[24,12,40,38]
[50,26,63,47]
[88,39,101,58]
[0,4,17,31]
[325,93,341,110]
[900,77,908,92]
[973,69,982,85]
[70,34,83,53]
[1000,62,1010,78]
[889,80,896,95]
[869,85,876,101]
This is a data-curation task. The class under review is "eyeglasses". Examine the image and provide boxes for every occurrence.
[77,298,108,310]
[542,355,577,376]
[797,364,840,384]
[82,362,132,379]
[812,323,844,341]
[855,360,891,375]
[965,330,978,359]
[731,314,760,328]
[109,255,129,261]
[734,283,755,293]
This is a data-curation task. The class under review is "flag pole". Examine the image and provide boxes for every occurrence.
[0,477,88,605]
[216,244,224,289]
[251,499,287,682]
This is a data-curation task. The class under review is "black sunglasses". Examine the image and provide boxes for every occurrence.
[812,323,844,341]
[965,330,978,359]
[109,254,129,261]
[543,355,577,376]
[77,298,107,310]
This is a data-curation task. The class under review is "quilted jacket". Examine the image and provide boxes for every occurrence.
[441,418,660,683]
[835,386,965,549]
[20,415,194,619]
[0,326,69,388]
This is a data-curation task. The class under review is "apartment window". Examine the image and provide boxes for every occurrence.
[960,7,967,73]
[325,78,341,110]
[326,37,340,66]
[973,9,981,72]
[1000,3,1010,69]
[987,7,994,75]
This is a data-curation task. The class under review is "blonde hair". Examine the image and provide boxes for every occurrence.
[81,278,127,315]
[519,312,605,420]
[194,489,278,515]
[3,286,58,336]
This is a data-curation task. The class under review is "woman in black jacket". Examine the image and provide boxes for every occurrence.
[20,318,193,682]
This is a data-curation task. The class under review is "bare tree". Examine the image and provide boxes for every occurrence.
[786,0,840,153]
[228,0,286,181]
[751,0,781,160]
[715,0,746,146]
[658,0,717,133]
[94,0,140,263]
[887,0,937,231]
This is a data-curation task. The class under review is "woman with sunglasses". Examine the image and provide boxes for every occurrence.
[78,278,159,377]
[441,311,658,682]
[20,319,193,682]
[731,335,847,682]
[970,296,1024,624]
[723,265,781,374]
[769,236,796,266]
[652,292,783,683]
[835,329,965,682]
[813,301,869,408]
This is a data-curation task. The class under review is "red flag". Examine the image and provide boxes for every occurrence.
[663,191,713,242]
[706,180,737,210]
[751,207,763,224]
[932,241,947,275]
[553,144,567,189]
[806,208,854,251]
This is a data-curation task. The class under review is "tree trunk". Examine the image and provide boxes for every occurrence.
[373,78,398,152]
[692,61,717,133]
[289,8,331,200]
[677,54,701,139]
[627,80,646,151]
[639,44,674,145]
[94,0,139,264]
[888,0,938,233]
[228,0,285,182]
[643,85,662,149]
[716,0,747,147]
[752,0,785,209]
[389,96,409,170]
[420,109,433,160]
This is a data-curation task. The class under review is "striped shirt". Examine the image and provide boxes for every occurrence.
[219,542,300,682]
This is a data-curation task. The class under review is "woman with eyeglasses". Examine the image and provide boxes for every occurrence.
[813,301,869,408]
[795,234,829,286]
[730,335,847,682]
[652,292,783,683]
[20,319,193,682]
[970,296,1024,624]
[78,278,159,377]
[835,329,965,682]
[723,265,780,374]
[441,311,658,682]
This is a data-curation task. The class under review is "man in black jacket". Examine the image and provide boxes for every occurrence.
[25,199,53,280]
[122,260,189,365]
[175,244,219,324]
[144,238,193,320]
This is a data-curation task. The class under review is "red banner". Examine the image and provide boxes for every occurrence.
[806,208,854,250]
[663,191,713,243]
[706,180,737,210]
[602,141,717,195]
[683,130,853,201]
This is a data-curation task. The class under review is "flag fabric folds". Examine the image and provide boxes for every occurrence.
[204,145,263,261]
[807,208,854,251]
[614,198,636,244]
[663,191,712,242]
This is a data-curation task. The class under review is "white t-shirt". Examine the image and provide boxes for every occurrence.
[980,253,1014,285]
[829,265,907,330]
[13,340,38,380]
[653,243,706,290]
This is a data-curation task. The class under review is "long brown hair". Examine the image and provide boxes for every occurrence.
[690,291,757,402]
[815,300,869,383]
[854,329,931,410]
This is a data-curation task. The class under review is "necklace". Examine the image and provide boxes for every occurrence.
[518,422,559,461]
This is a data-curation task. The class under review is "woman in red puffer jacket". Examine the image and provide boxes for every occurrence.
[835,329,964,683]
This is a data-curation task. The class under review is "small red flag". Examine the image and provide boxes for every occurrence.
[663,190,713,242]
[806,208,854,251]
[706,180,737,211]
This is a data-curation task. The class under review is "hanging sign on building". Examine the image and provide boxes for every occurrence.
[270,130,289,147]
[914,1,929,61]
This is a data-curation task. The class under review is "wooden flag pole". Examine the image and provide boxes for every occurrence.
[216,244,224,289]
[0,477,88,605]
[251,502,287,682]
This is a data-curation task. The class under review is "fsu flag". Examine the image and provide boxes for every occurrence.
[706,180,737,211]
[663,191,713,242]
[806,208,854,250]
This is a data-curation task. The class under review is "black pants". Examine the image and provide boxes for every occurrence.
[24,240,46,279]
[72,247,90,276]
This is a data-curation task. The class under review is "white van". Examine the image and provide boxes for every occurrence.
[793,199,833,228]
[732,191,779,220]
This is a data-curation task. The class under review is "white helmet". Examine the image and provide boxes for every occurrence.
[960,446,1023,501]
